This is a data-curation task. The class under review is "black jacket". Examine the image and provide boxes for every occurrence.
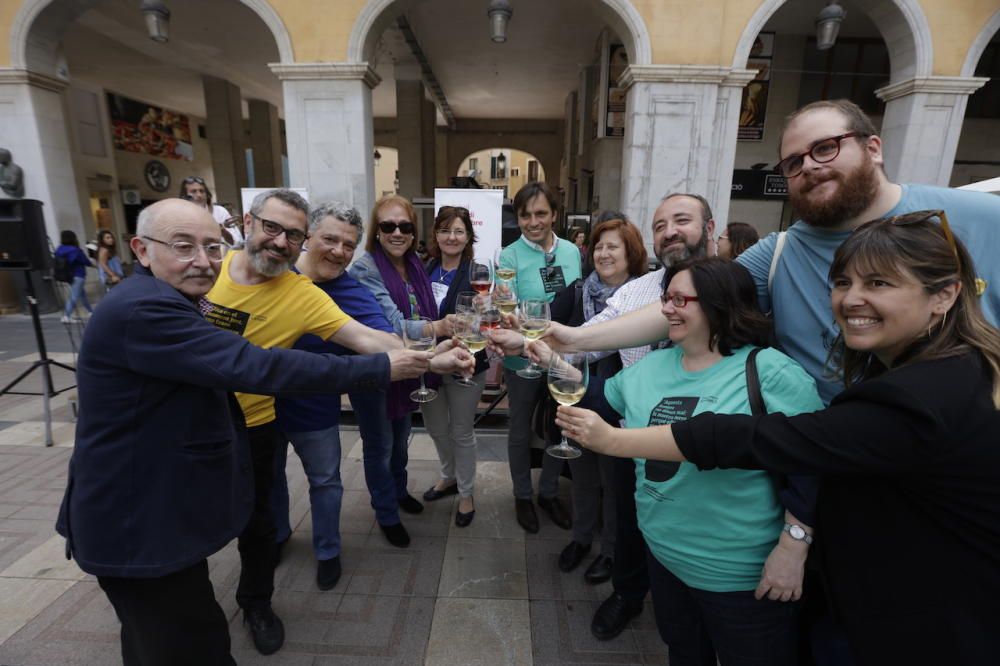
[675,353,1000,665]
[56,266,388,578]
[425,257,488,376]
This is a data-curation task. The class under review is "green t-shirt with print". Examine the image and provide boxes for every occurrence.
[604,345,824,592]
[499,235,582,371]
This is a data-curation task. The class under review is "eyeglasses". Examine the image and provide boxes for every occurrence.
[141,236,226,262]
[776,132,867,178]
[379,220,416,235]
[436,227,468,237]
[660,292,699,308]
[182,176,206,185]
[252,214,307,245]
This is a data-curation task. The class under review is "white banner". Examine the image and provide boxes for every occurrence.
[433,188,504,263]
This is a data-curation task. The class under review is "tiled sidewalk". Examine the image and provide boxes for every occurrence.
[0,312,667,665]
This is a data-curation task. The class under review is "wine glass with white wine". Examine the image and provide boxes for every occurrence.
[516,299,550,379]
[493,276,518,318]
[452,313,483,387]
[494,247,516,281]
[546,352,589,459]
[400,316,438,403]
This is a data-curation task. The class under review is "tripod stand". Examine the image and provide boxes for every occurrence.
[0,270,77,447]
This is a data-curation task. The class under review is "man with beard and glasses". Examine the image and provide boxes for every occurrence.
[535,99,1000,665]
[203,188,474,656]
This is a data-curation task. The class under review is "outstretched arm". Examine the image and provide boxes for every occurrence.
[542,301,668,353]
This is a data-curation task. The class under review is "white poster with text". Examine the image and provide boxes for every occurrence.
[433,188,503,262]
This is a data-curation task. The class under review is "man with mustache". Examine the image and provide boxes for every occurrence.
[56,198,437,666]
[203,189,473,656]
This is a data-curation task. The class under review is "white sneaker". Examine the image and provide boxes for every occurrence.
[60,315,80,324]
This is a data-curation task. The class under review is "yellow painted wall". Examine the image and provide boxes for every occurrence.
[923,0,1000,74]
[0,2,21,67]
[267,0,367,62]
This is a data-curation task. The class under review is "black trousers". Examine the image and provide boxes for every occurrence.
[236,422,283,610]
[610,455,649,606]
[98,559,236,666]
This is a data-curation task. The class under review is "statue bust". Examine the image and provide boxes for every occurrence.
[0,148,25,198]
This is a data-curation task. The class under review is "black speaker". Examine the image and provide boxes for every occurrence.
[0,199,50,271]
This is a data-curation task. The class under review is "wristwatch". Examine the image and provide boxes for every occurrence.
[783,523,814,545]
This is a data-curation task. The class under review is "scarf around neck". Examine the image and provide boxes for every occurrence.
[582,270,634,321]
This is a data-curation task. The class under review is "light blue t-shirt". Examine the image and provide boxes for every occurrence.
[604,345,824,592]
[738,183,1000,404]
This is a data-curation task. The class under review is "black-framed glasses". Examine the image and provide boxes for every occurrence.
[141,236,226,262]
[660,292,699,308]
[776,132,867,178]
[252,214,307,245]
[379,220,416,235]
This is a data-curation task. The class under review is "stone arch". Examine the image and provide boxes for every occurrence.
[961,7,1000,77]
[449,141,558,190]
[348,0,652,66]
[10,0,294,74]
[732,0,933,82]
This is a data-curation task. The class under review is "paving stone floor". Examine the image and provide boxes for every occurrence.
[0,311,668,665]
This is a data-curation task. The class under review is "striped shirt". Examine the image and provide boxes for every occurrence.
[582,268,665,368]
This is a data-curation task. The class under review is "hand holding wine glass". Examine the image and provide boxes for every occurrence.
[546,352,589,459]
[451,313,483,387]
[516,299,550,379]
[400,316,438,403]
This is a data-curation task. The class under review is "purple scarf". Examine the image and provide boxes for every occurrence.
[371,245,442,418]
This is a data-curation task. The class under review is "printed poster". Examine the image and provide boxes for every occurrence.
[433,188,503,262]
[107,92,194,161]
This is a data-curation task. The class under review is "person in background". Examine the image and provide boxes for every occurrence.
[179,176,242,246]
[96,229,125,290]
[717,221,759,260]
[420,206,490,527]
[56,229,94,323]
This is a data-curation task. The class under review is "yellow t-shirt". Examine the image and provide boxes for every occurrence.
[205,252,352,427]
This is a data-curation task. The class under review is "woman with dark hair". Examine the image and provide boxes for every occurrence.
[546,217,648,582]
[349,194,456,542]
[96,229,124,290]
[55,229,94,323]
[419,206,489,526]
[538,257,823,665]
[717,222,759,260]
[559,213,1000,665]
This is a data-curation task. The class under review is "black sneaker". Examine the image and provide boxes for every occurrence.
[537,495,572,529]
[316,555,342,591]
[398,494,424,514]
[590,592,642,641]
[243,605,285,655]
[379,521,411,548]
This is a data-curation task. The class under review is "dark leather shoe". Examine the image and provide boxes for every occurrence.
[398,494,424,514]
[584,555,614,584]
[515,499,538,534]
[423,483,459,502]
[316,555,342,591]
[558,541,592,572]
[243,606,285,655]
[537,495,572,529]
[379,521,411,548]
[455,508,475,527]
[590,592,642,641]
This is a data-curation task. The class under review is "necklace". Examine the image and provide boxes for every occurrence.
[437,266,457,283]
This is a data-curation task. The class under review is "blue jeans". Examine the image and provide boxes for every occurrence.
[349,390,411,525]
[65,275,93,317]
[271,425,342,560]
[646,548,799,666]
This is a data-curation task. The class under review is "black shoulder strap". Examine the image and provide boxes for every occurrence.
[745,347,766,416]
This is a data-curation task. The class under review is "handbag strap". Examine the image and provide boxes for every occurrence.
[745,347,766,416]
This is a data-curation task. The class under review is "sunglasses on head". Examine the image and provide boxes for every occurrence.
[379,220,415,235]
[859,209,959,265]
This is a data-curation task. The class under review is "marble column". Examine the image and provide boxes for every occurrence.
[247,99,283,188]
[202,76,247,212]
[876,76,988,186]
[618,65,757,249]
[270,63,379,217]
[394,66,437,202]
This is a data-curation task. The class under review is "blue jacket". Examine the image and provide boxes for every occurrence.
[55,265,389,578]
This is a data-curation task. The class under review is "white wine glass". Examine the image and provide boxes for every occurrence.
[455,291,478,315]
[516,299,550,379]
[494,247,516,281]
[452,313,482,387]
[547,352,589,459]
[400,316,438,403]
[493,276,518,318]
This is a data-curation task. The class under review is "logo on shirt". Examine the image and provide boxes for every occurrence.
[205,302,250,335]
[644,396,698,483]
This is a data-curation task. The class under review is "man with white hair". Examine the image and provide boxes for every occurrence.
[56,198,436,666]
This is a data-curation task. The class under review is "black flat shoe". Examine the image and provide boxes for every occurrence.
[423,483,459,502]
[558,541,592,573]
[590,591,642,641]
[398,494,424,514]
[515,498,538,533]
[537,495,572,530]
[583,555,614,584]
[316,555,342,591]
[455,508,475,527]
[379,521,411,548]
[243,605,285,655]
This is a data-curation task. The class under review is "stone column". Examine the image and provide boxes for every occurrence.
[202,76,247,212]
[876,76,988,186]
[270,63,379,217]
[395,66,437,202]
[618,65,757,249]
[247,99,283,188]
[0,69,82,242]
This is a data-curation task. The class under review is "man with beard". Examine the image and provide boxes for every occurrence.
[203,188,473,656]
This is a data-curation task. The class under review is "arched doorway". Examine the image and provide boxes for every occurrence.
[455,148,546,200]
[952,13,1000,187]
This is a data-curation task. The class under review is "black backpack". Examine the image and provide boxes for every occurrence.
[53,254,73,283]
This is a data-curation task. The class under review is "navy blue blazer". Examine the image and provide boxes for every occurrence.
[425,258,489,375]
[56,266,389,578]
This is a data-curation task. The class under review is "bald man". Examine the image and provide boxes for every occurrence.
[55,199,440,666]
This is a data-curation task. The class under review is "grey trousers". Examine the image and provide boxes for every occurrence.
[568,447,617,554]
[420,371,487,498]
[504,368,563,500]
